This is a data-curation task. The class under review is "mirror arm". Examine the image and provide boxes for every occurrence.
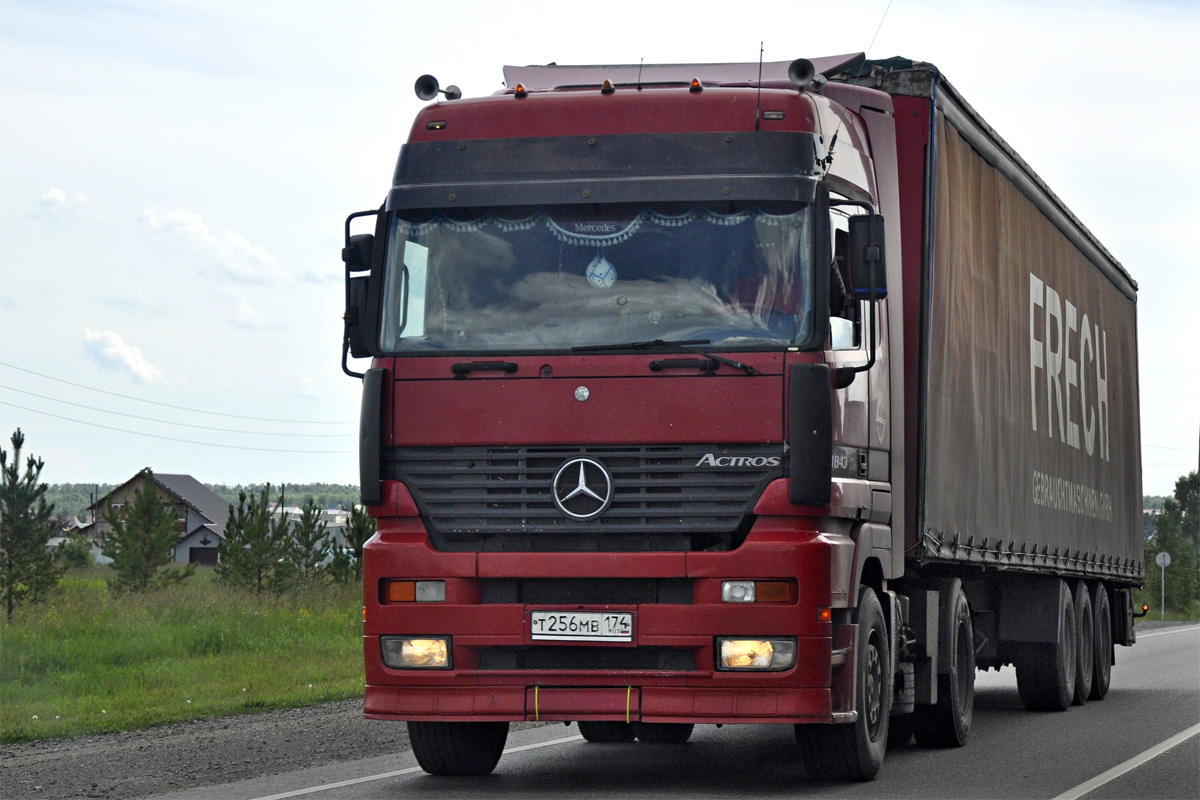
[341,338,365,380]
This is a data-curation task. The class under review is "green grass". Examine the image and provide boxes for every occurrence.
[1132,588,1200,622]
[0,567,364,744]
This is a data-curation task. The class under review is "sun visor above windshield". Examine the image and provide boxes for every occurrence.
[387,132,820,210]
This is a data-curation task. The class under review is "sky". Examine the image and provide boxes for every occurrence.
[0,0,1196,495]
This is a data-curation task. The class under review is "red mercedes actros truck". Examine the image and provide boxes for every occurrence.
[342,54,1143,780]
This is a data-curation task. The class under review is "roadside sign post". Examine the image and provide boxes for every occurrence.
[1155,551,1171,620]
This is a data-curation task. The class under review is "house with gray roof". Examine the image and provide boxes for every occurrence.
[83,468,229,565]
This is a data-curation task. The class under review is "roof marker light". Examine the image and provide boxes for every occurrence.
[514,83,528,98]
[690,77,703,93]
[601,79,615,95]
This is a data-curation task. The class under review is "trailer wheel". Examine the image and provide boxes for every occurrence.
[577,721,636,743]
[635,723,694,743]
[1016,580,1076,712]
[795,586,890,781]
[1089,582,1113,700]
[407,721,509,776]
[913,580,974,747]
[1073,581,1094,705]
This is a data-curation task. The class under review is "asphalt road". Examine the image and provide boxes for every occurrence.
[150,625,1200,800]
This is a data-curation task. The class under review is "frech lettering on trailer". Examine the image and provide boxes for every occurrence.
[1028,272,1110,461]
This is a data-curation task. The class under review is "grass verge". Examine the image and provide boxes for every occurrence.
[0,567,363,744]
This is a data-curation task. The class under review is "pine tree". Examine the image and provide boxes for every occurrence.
[216,485,294,594]
[0,429,66,622]
[101,473,194,593]
[289,497,330,586]
[344,505,376,581]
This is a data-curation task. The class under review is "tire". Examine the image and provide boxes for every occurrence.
[635,723,694,743]
[407,721,509,776]
[1073,581,1094,705]
[577,721,636,743]
[1015,580,1076,712]
[1089,582,1113,700]
[796,586,890,781]
[912,579,974,747]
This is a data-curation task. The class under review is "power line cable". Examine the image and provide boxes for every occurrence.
[865,0,895,60]
[0,386,353,438]
[0,361,355,424]
[0,401,355,454]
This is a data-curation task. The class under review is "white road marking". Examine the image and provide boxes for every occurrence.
[248,734,583,800]
[1051,722,1200,800]
[1135,625,1200,639]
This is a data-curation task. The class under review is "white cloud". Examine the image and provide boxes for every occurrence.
[83,329,165,384]
[296,377,323,400]
[297,268,340,286]
[142,207,288,283]
[100,290,165,316]
[34,187,100,222]
[221,288,270,329]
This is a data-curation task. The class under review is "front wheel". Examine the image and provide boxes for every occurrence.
[796,586,890,781]
[407,721,509,776]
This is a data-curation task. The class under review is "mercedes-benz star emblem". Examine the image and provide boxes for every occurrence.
[551,458,613,521]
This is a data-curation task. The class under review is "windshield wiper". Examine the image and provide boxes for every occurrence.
[571,338,711,352]
[571,339,759,375]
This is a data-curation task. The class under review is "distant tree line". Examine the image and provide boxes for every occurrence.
[43,482,361,519]
[207,483,361,512]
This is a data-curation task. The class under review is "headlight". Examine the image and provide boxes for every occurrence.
[716,637,797,671]
[381,636,451,669]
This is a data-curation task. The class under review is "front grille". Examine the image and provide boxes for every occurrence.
[384,444,781,552]
[478,646,697,671]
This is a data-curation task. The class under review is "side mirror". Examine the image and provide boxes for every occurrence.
[848,215,887,299]
[343,233,375,361]
[342,208,381,378]
[342,232,374,272]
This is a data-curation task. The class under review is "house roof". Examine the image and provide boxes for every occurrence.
[153,473,230,530]
[90,468,230,537]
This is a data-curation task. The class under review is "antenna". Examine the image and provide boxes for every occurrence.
[858,0,895,78]
[755,42,764,132]
[637,58,644,91]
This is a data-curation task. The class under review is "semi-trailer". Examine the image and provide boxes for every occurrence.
[342,54,1143,780]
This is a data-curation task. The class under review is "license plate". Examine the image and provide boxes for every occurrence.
[530,611,633,642]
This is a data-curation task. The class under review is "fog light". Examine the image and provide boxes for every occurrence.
[381,636,451,669]
[717,637,797,671]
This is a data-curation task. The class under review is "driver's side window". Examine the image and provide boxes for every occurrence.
[829,206,861,349]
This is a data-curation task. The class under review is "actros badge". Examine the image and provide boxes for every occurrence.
[552,458,613,520]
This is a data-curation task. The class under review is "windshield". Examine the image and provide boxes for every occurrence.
[379,203,814,352]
